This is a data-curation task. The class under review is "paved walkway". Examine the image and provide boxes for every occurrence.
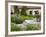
[22,20,40,25]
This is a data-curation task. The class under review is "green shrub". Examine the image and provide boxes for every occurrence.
[11,15,15,23]
[11,23,41,31]
[15,17,24,24]
[26,24,41,30]
[11,23,22,31]
[11,15,24,24]
[11,23,16,31]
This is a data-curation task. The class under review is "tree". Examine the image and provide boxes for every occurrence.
[21,6,27,16]
[14,6,19,16]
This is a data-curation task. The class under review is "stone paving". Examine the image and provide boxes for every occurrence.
[22,20,40,25]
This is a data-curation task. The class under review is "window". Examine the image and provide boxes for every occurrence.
[30,11,32,15]
[35,11,39,14]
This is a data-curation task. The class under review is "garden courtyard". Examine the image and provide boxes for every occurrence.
[11,6,41,31]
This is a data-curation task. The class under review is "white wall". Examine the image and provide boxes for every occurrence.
[26,9,40,15]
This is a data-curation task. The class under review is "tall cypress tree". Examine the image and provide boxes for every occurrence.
[21,6,27,16]
[14,6,19,16]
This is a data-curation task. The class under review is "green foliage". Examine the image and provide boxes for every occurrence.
[20,15,33,20]
[21,6,27,16]
[29,15,40,18]
[11,15,40,24]
[13,6,28,16]
[11,23,16,31]
[11,23,41,31]
[14,6,20,16]
[14,17,24,24]
[26,24,41,30]
[34,15,40,19]
[11,15,24,24]
[11,15,15,23]
[11,6,41,31]
[11,23,22,31]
